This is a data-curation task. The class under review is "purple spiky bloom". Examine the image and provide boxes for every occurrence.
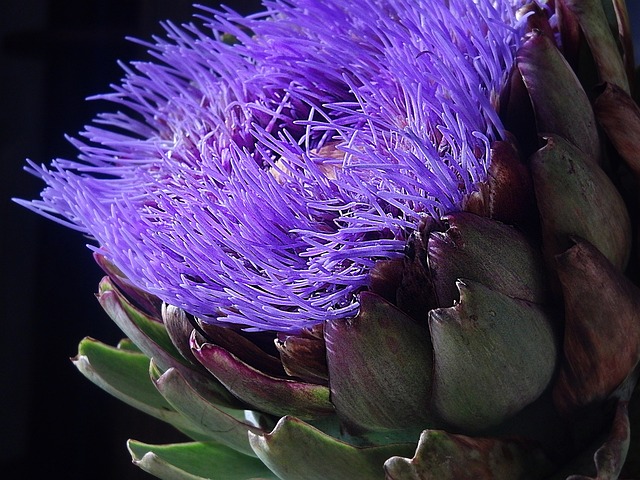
[18,0,535,332]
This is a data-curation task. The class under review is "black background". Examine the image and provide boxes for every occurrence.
[1,1,639,479]
[1,1,260,479]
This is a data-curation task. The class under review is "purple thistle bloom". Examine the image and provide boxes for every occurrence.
[18,0,534,332]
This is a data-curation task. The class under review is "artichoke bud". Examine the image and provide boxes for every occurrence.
[552,238,640,416]
[530,134,632,288]
[428,211,548,308]
[429,279,557,432]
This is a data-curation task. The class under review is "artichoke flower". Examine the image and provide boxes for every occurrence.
[16,0,640,478]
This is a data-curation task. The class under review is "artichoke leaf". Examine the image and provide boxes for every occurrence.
[429,279,557,432]
[249,416,416,480]
[94,252,162,316]
[192,333,334,420]
[384,429,554,480]
[594,82,640,178]
[97,276,186,370]
[552,239,640,414]
[98,277,241,408]
[162,304,203,368]
[275,324,329,384]
[72,337,211,441]
[610,0,635,85]
[117,337,143,353]
[516,29,600,160]
[324,291,435,434]
[195,319,286,378]
[463,140,536,229]
[623,377,640,477]
[530,134,632,279]
[561,0,630,93]
[428,211,547,307]
[128,439,278,480]
[153,364,269,457]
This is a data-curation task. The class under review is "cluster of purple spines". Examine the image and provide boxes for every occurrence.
[20,0,533,332]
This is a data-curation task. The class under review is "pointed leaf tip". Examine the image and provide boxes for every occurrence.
[560,401,631,480]
[530,134,632,283]
[72,337,212,440]
[128,439,277,480]
[97,277,186,372]
[516,29,600,160]
[429,280,557,432]
[562,0,630,93]
[428,212,547,308]
[249,416,415,480]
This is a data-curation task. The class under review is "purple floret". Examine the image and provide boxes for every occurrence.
[19,0,532,331]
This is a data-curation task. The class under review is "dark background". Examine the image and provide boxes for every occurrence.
[1,2,640,479]
[1,1,261,479]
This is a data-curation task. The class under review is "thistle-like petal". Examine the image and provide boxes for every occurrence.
[17,0,531,332]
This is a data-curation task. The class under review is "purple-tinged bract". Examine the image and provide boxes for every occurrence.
[19,0,533,331]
